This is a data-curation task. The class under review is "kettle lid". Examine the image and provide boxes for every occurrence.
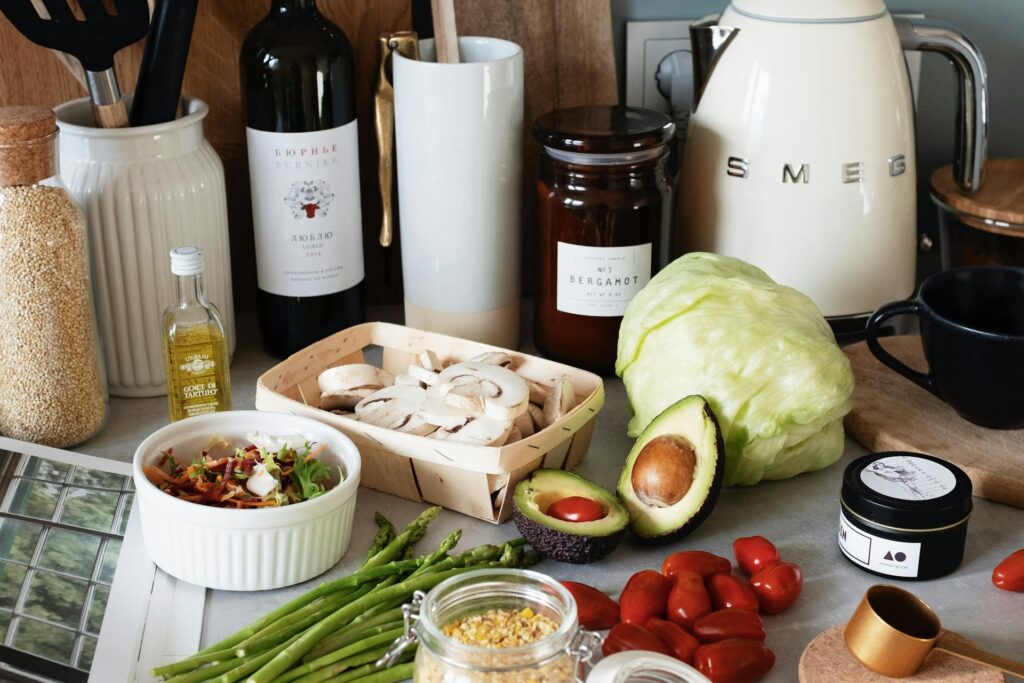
[730,0,886,22]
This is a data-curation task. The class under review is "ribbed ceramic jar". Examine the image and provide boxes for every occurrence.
[132,411,362,591]
[55,97,235,397]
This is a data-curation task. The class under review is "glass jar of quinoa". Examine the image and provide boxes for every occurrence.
[388,569,599,682]
[0,107,106,446]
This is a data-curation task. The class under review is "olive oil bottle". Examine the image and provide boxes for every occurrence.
[163,247,232,421]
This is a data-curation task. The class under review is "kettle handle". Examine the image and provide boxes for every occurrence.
[895,17,988,192]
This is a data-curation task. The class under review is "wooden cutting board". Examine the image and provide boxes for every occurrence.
[800,626,1003,682]
[844,337,1024,509]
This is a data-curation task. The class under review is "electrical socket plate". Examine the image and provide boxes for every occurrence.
[625,17,924,117]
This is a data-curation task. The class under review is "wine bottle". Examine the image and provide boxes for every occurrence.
[240,0,365,358]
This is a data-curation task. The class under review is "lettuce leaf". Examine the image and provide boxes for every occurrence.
[616,253,854,486]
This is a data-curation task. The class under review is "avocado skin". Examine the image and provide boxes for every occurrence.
[513,506,625,564]
[620,397,727,544]
[512,468,628,564]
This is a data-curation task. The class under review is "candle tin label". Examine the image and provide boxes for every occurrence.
[859,455,957,501]
[556,242,652,317]
[246,122,364,298]
[839,510,922,578]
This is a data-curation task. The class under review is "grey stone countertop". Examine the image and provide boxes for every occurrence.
[77,313,1024,682]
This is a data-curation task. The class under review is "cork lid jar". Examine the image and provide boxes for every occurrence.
[0,106,59,186]
[0,106,106,447]
[931,159,1024,268]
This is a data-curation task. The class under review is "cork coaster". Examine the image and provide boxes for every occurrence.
[799,625,1004,683]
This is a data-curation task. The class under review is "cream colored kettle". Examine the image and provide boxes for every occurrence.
[676,0,987,326]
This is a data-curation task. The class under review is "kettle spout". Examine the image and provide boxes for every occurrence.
[690,15,739,109]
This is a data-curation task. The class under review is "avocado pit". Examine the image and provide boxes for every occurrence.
[631,434,697,507]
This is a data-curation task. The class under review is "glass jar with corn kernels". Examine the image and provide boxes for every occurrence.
[383,569,599,683]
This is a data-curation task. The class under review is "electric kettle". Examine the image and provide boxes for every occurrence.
[676,0,988,328]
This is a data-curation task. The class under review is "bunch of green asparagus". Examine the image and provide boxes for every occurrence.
[152,506,538,683]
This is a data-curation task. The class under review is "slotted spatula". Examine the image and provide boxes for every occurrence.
[1,0,150,128]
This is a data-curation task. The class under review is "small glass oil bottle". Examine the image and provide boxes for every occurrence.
[163,247,232,421]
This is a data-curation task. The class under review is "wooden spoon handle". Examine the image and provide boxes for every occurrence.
[935,633,1024,677]
[431,0,459,63]
[92,101,129,129]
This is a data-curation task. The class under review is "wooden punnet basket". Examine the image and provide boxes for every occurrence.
[255,323,605,523]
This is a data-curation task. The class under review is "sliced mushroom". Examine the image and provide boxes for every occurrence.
[437,362,529,421]
[443,383,486,414]
[406,363,440,387]
[526,379,549,406]
[418,396,473,431]
[418,349,443,372]
[528,403,546,431]
[394,373,422,387]
[355,386,436,436]
[469,351,516,369]
[505,427,524,444]
[430,416,513,447]
[513,412,535,438]
[543,376,576,427]
[318,364,394,410]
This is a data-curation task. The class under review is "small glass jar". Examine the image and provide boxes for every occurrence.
[533,106,674,374]
[389,569,597,682]
[0,107,106,446]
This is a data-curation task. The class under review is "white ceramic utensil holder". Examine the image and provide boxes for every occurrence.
[55,97,235,397]
[393,37,524,349]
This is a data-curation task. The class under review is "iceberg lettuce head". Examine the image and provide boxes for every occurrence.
[616,253,854,486]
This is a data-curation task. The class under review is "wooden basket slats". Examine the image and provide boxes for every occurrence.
[255,322,604,523]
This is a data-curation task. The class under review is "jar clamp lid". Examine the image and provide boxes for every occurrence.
[842,452,972,531]
[533,105,674,156]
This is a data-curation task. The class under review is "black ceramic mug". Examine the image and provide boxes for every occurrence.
[866,266,1024,429]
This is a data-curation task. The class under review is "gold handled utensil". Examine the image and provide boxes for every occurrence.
[845,585,1024,678]
[374,31,419,248]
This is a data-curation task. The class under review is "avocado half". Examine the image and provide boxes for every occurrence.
[513,469,628,564]
[616,395,725,543]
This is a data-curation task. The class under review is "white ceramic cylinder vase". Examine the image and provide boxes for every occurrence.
[55,98,235,398]
[393,37,523,349]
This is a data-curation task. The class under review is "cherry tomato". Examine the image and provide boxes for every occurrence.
[694,638,775,683]
[662,551,732,579]
[993,549,1024,592]
[619,570,672,624]
[602,623,671,657]
[643,618,700,664]
[693,609,766,644]
[750,561,803,614]
[666,570,712,629]
[561,581,619,630]
[707,573,760,613]
[732,536,780,576]
[547,496,605,523]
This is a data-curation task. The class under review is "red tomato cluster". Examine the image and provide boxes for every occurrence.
[562,535,803,683]
[993,548,1024,592]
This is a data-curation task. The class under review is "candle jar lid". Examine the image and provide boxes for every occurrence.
[842,452,972,531]
[533,105,674,155]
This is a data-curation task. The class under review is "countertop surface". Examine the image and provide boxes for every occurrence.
[77,313,1024,682]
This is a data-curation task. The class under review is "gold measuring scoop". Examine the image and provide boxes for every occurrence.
[845,585,1024,678]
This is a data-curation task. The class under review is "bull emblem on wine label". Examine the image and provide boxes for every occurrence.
[285,180,335,219]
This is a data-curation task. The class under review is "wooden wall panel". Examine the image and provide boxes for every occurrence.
[0,0,616,310]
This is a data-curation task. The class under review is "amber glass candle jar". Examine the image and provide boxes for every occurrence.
[533,106,673,374]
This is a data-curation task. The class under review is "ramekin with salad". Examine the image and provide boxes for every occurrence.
[144,432,340,508]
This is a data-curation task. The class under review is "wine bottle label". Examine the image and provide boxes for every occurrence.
[556,242,652,317]
[246,122,364,297]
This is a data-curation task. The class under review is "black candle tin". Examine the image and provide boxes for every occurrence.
[839,452,972,581]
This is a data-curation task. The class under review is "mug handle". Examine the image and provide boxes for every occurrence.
[865,301,937,396]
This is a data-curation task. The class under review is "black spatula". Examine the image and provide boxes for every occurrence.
[1,0,150,128]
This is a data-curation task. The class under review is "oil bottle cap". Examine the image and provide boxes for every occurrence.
[170,246,204,276]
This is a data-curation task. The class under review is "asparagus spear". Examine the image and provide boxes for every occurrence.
[274,626,404,683]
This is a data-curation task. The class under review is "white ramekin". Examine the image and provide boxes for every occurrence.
[133,411,361,591]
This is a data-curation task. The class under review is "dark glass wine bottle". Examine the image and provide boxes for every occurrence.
[240,0,365,358]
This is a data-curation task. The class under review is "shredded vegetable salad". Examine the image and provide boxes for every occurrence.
[145,438,338,508]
